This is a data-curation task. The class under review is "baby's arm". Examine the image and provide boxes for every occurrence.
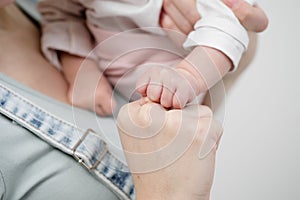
[137,0,253,108]
[176,46,232,93]
[184,0,255,70]
[136,46,231,109]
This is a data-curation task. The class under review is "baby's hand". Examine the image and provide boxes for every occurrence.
[136,66,200,109]
[136,46,231,109]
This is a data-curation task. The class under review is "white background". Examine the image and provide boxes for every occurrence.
[211,1,300,199]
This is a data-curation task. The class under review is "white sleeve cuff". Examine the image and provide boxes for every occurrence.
[182,0,251,71]
[183,27,246,71]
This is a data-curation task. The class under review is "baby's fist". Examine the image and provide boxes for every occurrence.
[136,66,199,109]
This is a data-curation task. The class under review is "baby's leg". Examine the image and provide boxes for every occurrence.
[61,53,116,116]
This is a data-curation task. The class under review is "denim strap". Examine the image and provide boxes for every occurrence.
[0,83,135,200]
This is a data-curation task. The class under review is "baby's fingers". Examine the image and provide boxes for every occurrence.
[172,89,189,109]
[160,85,175,108]
[147,80,163,103]
[138,67,165,103]
[136,74,150,96]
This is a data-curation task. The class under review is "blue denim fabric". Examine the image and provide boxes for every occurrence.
[0,84,135,200]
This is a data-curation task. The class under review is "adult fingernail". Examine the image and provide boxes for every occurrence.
[223,0,239,9]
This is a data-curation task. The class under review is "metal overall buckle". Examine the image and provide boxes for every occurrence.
[72,128,108,170]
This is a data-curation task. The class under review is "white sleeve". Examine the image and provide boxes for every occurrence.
[183,0,255,71]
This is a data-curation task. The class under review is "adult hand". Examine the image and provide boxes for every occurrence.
[223,0,269,32]
[160,0,268,33]
[117,98,223,200]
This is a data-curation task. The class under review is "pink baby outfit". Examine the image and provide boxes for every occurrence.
[39,0,189,99]
[38,0,250,99]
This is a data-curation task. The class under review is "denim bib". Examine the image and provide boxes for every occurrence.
[0,83,135,200]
